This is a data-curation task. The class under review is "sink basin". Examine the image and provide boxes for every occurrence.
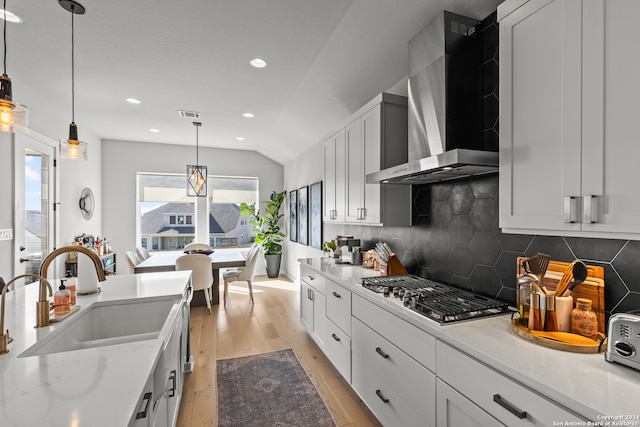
[19,296,180,358]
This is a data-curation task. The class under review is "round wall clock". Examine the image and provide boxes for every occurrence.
[79,187,95,220]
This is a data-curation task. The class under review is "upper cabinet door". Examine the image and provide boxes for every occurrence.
[499,0,583,232]
[323,129,345,222]
[361,105,382,224]
[581,0,640,234]
[345,117,364,223]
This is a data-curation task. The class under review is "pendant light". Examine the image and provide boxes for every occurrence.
[0,0,28,133]
[58,0,87,160]
[187,121,207,197]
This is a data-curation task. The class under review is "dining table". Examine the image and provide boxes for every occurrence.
[134,249,246,305]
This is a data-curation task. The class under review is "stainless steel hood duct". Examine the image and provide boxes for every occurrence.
[367,11,498,185]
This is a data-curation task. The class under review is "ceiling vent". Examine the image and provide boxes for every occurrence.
[178,110,201,119]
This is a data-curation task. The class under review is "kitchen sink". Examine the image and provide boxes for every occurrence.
[19,296,181,358]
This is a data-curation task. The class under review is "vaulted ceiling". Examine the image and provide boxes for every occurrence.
[6,0,501,164]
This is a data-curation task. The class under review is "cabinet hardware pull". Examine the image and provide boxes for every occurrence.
[493,394,527,419]
[332,291,341,298]
[361,208,366,219]
[308,276,315,280]
[583,195,597,224]
[331,333,340,342]
[563,196,577,223]
[375,347,390,359]
[135,392,152,419]
[168,370,177,397]
[309,289,313,301]
[356,208,360,219]
[375,389,390,403]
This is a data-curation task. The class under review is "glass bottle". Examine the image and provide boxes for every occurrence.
[571,298,598,340]
[518,276,533,326]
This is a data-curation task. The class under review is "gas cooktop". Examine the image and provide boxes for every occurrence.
[361,275,511,324]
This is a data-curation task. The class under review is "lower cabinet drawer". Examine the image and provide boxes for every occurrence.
[352,318,435,426]
[325,319,351,382]
[353,359,427,427]
[353,295,435,371]
[437,342,587,426]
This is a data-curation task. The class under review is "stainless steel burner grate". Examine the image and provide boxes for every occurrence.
[362,275,510,323]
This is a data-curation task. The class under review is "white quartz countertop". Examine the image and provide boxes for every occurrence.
[0,271,191,427]
[300,257,640,422]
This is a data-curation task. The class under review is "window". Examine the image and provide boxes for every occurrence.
[137,173,259,250]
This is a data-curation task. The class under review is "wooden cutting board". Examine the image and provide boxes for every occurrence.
[516,257,606,333]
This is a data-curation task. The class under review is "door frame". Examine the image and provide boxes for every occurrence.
[13,130,58,281]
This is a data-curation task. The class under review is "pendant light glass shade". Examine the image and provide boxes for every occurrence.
[58,0,86,160]
[1,1,28,133]
[59,122,87,159]
[187,121,207,197]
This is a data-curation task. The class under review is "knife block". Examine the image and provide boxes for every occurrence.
[383,255,408,276]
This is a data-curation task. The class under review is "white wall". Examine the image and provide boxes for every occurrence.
[0,133,15,279]
[101,139,283,274]
[0,76,103,280]
[283,141,335,281]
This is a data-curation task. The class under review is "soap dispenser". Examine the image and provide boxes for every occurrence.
[54,282,70,314]
[65,270,77,305]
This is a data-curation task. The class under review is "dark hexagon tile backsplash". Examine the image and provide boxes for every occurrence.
[345,174,640,322]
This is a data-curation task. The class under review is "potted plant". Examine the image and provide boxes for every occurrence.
[322,240,338,258]
[240,190,286,278]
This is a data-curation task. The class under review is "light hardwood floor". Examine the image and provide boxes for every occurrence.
[176,275,382,427]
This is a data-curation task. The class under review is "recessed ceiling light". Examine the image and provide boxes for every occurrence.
[0,9,22,23]
[250,58,267,68]
[149,128,160,133]
[236,137,245,141]
[126,97,141,104]
[242,112,254,118]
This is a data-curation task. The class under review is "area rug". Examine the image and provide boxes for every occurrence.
[217,349,336,427]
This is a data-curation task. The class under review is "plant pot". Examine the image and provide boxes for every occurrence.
[264,254,281,278]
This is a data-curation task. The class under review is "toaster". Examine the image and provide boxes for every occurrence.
[605,313,640,371]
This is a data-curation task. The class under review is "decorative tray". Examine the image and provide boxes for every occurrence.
[49,305,81,323]
[511,318,607,353]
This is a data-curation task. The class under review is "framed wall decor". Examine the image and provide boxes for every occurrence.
[289,189,298,242]
[309,181,322,249]
[298,186,308,246]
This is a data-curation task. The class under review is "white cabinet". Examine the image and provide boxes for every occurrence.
[499,0,640,238]
[436,341,587,426]
[325,279,352,381]
[323,129,346,222]
[325,319,351,382]
[299,266,327,349]
[352,318,436,427]
[436,379,504,427]
[326,280,351,335]
[322,93,412,226]
[131,375,154,426]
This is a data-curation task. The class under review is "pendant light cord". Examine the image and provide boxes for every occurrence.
[71,4,75,122]
[196,123,199,165]
[3,0,7,75]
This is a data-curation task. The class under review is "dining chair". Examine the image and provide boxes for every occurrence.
[184,242,212,252]
[222,244,260,306]
[125,250,141,270]
[136,246,151,261]
[176,253,214,315]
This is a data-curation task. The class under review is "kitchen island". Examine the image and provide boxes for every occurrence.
[300,257,640,426]
[0,271,192,427]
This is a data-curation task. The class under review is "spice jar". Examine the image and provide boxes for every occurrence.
[571,298,598,340]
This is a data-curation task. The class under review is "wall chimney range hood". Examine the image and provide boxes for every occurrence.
[367,11,498,185]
